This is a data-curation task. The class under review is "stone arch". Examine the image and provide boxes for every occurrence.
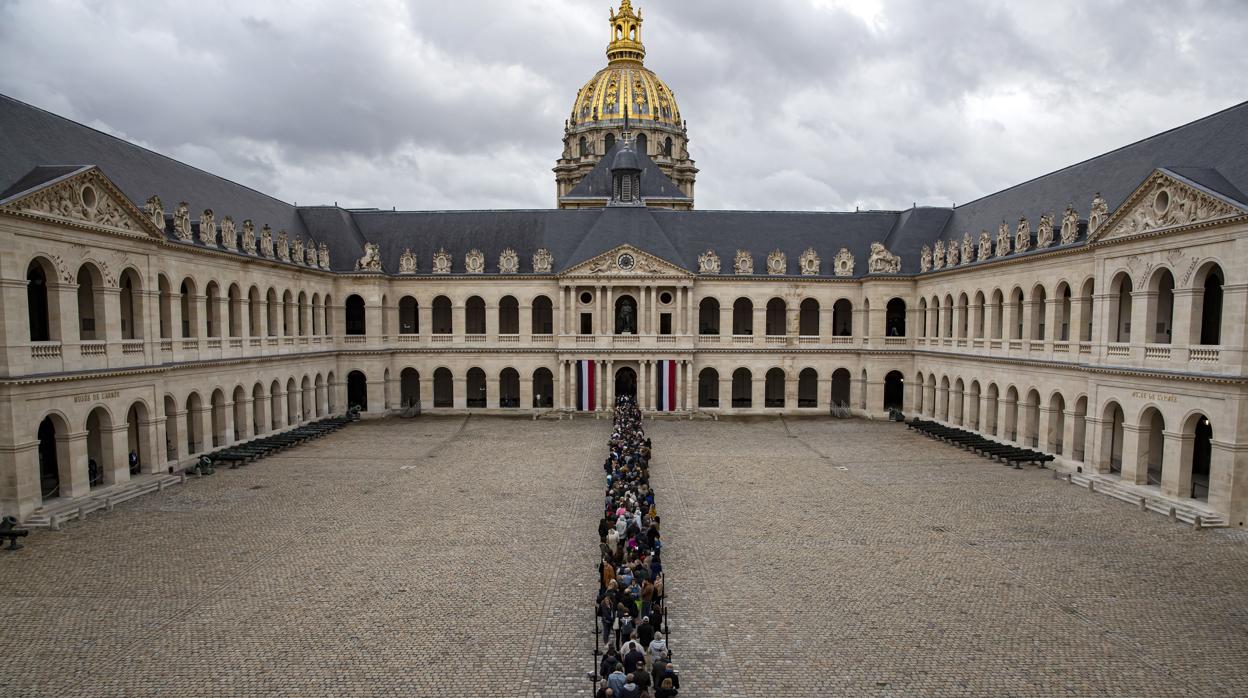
[984,383,1000,436]
[797,368,818,408]
[345,294,366,336]
[231,386,247,441]
[1030,284,1047,340]
[432,296,453,334]
[400,368,420,408]
[1003,385,1020,441]
[917,298,928,337]
[269,379,283,429]
[967,380,982,429]
[765,368,786,407]
[886,297,906,337]
[1101,401,1126,475]
[285,378,299,425]
[36,411,72,500]
[499,368,521,408]
[281,289,294,336]
[799,299,820,337]
[699,297,720,335]
[327,371,338,414]
[1137,405,1167,486]
[465,296,486,335]
[914,372,925,414]
[531,295,554,335]
[952,378,966,424]
[266,287,280,336]
[499,296,520,335]
[698,367,720,408]
[433,368,453,408]
[532,368,554,408]
[208,388,227,447]
[765,298,787,336]
[1047,391,1066,455]
[163,394,180,462]
[832,298,853,336]
[732,298,753,335]
[1182,412,1213,500]
[883,371,905,411]
[990,288,1005,340]
[970,291,986,339]
[297,291,309,336]
[731,367,752,408]
[1191,261,1225,346]
[1022,388,1042,447]
[76,262,107,341]
[247,285,263,336]
[119,267,144,340]
[205,281,223,338]
[347,370,368,411]
[1008,287,1025,340]
[1109,271,1133,343]
[466,367,487,407]
[26,256,59,342]
[831,368,852,408]
[185,392,204,454]
[1146,267,1176,344]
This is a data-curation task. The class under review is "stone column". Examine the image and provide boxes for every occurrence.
[866,378,884,418]
[1209,440,1248,524]
[752,304,765,340]
[1044,297,1061,345]
[603,286,613,336]
[786,304,799,338]
[220,401,236,447]
[1037,406,1058,453]
[1120,422,1147,485]
[142,416,165,473]
[553,361,564,410]
[686,286,695,336]
[999,397,1017,441]
[719,374,732,411]
[950,386,964,424]
[1160,430,1192,498]
[979,395,995,436]
[486,300,499,342]
[1072,294,1093,344]
[1062,409,1080,460]
[1131,290,1157,346]
[719,303,732,338]
[936,383,949,420]
[598,360,608,411]
[4,441,42,519]
[1172,288,1196,350]
[453,374,467,410]
[684,361,693,411]
[520,370,533,409]
[453,300,466,343]
[640,360,650,410]
[62,430,91,498]
[1085,416,1109,473]
[98,287,122,359]
[751,375,765,412]
[606,360,615,408]
[253,395,271,435]
[104,423,131,486]
[486,374,499,409]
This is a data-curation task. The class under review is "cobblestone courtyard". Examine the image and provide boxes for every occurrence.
[1,416,1247,696]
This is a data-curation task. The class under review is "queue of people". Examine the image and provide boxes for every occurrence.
[595,397,681,698]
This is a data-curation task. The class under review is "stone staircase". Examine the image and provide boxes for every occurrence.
[23,473,184,529]
[1065,471,1227,528]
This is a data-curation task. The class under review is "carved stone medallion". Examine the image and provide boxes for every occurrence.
[432,248,452,274]
[800,247,822,276]
[961,233,974,264]
[199,209,216,245]
[318,242,330,270]
[399,248,418,274]
[532,248,553,273]
[1060,205,1080,245]
[766,249,786,275]
[920,245,932,273]
[173,202,192,242]
[832,247,854,277]
[1015,217,1031,253]
[698,249,721,274]
[932,240,945,270]
[996,222,1011,257]
[734,249,753,275]
[465,249,485,274]
[499,248,519,274]
[145,195,165,231]
[220,216,236,250]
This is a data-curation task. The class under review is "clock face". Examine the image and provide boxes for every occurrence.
[618,253,636,271]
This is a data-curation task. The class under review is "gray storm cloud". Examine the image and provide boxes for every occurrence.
[0,0,1244,211]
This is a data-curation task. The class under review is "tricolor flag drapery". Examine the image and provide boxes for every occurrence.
[655,359,678,412]
[576,360,596,412]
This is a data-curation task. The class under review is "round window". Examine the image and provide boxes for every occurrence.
[1153,189,1171,216]
[80,185,97,209]
[659,291,673,305]
[580,291,593,304]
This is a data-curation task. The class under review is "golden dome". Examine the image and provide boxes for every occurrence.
[571,64,682,131]
[569,1,683,131]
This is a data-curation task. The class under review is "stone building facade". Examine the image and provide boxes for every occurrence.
[0,3,1246,529]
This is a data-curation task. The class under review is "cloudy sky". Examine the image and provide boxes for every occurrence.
[1,0,1245,211]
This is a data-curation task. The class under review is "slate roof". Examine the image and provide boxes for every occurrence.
[562,141,691,203]
[2,91,1246,278]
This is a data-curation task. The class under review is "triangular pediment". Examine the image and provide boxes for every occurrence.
[0,166,165,239]
[1091,168,1248,243]
[560,245,691,278]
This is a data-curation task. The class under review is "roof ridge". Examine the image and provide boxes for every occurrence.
[954,98,1248,211]
[0,92,299,210]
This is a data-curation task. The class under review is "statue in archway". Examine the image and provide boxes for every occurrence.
[616,298,636,334]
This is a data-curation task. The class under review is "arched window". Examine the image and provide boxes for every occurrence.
[663,137,673,157]
[297,291,308,336]
[1057,284,1072,341]
[180,279,199,339]
[347,370,368,411]
[698,368,719,408]
[345,295,366,336]
[399,296,419,335]
[281,290,294,336]
[37,414,69,500]
[120,269,143,340]
[799,299,820,337]
[1110,273,1133,343]
[798,368,817,408]
[499,368,520,408]
[884,371,905,411]
[917,298,928,338]
[158,275,173,339]
[699,298,720,335]
[227,284,242,338]
[210,389,228,447]
[943,294,955,338]
[765,298,787,336]
[499,296,519,335]
[466,368,487,407]
[77,264,105,341]
[886,298,906,338]
[990,290,1004,340]
[831,368,851,408]
[266,288,279,336]
[1196,264,1224,345]
[248,287,262,337]
[185,392,203,454]
[635,133,647,154]
[323,295,334,336]
[579,136,589,157]
[85,406,113,488]
[971,292,985,339]
[928,297,940,337]
[615,295,638,335]
[1188,413,1213,500]
[311,294,322,336]
[533,368,554,408]
[1010,289,1025,340]
[433,296,453,334]
[765,368,785,408]
[532,296,554,335]
[400,368,420,408]
[1148,268,1175,344]
[731,368,752,408]
[832,299,853,336]
[205,282,222,338]
[1030,285,1046,341]
[465,297,486,335]
[957,293,969,339]
[27,259,54,342]
[605,133,616,153]
[732,298,753,335]
[434,368,454,408]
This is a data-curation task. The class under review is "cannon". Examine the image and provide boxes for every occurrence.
[0,516,29,551]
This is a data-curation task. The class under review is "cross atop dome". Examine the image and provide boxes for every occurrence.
[607,0,645,64]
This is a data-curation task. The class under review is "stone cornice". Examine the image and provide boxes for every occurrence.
[911,348,1247,385]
